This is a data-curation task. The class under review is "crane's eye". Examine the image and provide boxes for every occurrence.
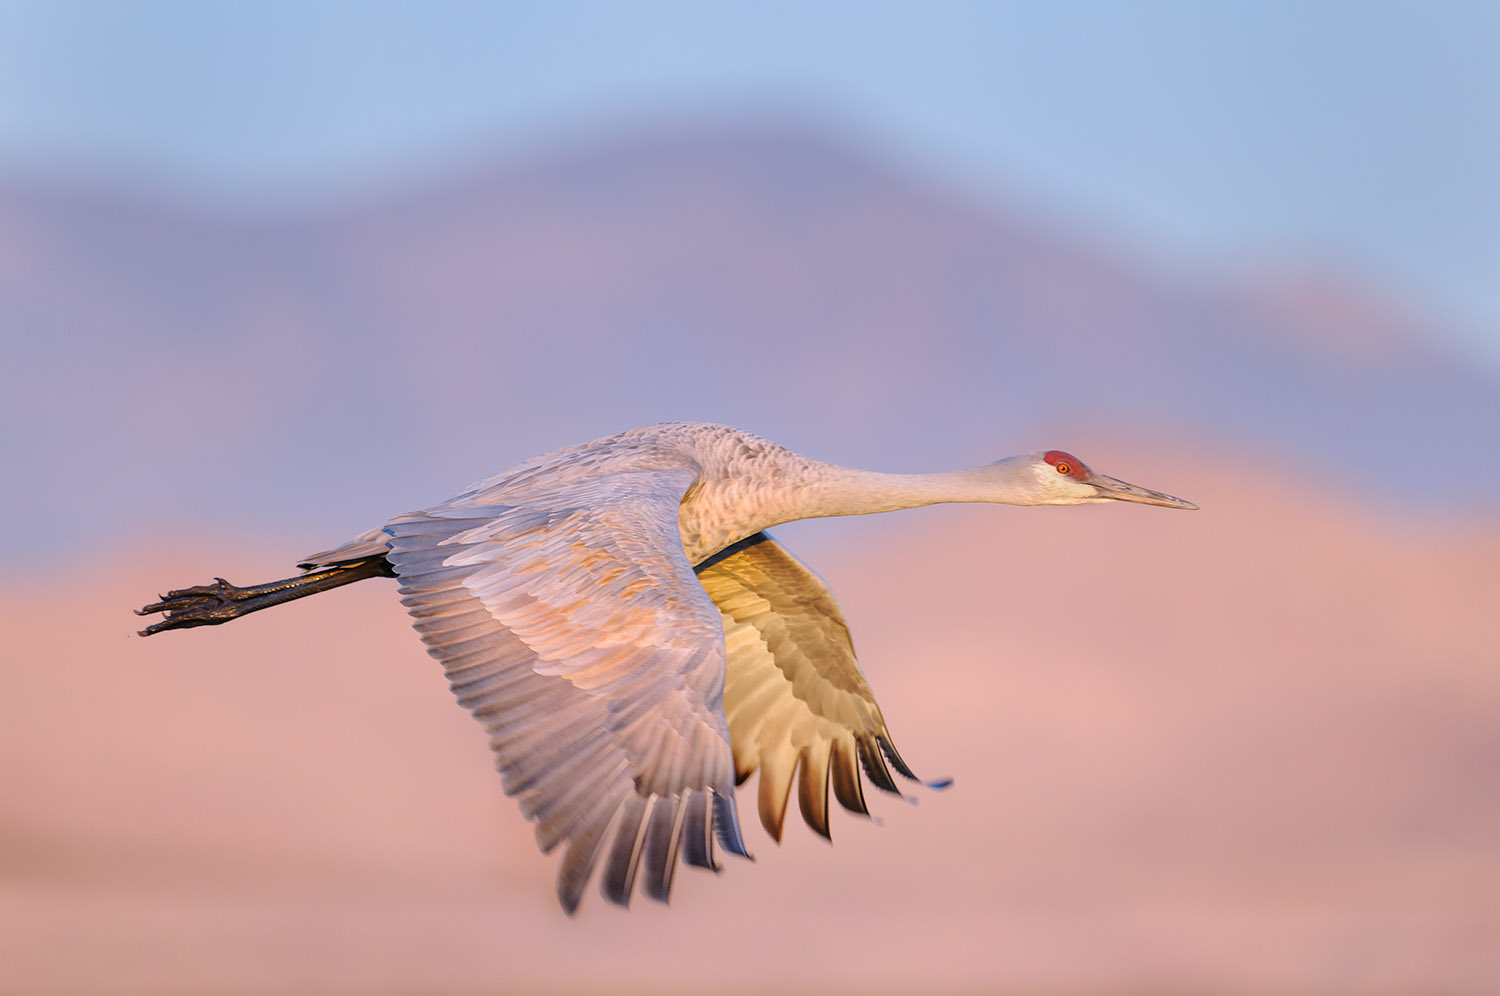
[1055,462,1071,476]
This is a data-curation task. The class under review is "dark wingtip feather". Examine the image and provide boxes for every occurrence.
[680,791,719,872]
[856,734,902,796]
[600,796,649,909]
[876,734,919,780]
[829,738,869,817]
[877,734,953,790]
[640,797,682,905]
[557,868,587,916]
[712,790,753,860]
[555,794,621,915]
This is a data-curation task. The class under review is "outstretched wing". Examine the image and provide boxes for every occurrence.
[375,460,749,913]
[694,532,946,842]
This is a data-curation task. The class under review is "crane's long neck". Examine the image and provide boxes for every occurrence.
[681,448,1042,564]
[775,456,1036,523]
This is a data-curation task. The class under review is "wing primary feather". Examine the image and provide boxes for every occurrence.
[556,788,628,915]
[712,790,752,859]
[877,733,953,790]
[601,794,651,908]
[641,795,687,904]
[797,746,832,840]
[829,736,869,816]
[856,733,904,796]
[680,790,718,871]
[756,745,797,842]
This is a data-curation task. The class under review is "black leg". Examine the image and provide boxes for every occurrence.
[136,559,393,636]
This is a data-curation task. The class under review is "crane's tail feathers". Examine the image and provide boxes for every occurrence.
[136,558,395,636]
[297,526,393,571]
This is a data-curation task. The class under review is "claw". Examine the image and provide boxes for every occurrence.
[134,579,246,635]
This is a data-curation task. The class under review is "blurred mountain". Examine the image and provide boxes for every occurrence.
[3,121,1496,563]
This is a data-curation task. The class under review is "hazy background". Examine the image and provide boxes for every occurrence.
[2,2,1497,994]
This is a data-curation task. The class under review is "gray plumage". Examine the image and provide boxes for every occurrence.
[141,421,1196,913]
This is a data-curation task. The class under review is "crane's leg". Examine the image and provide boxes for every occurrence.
[136,558,395,636]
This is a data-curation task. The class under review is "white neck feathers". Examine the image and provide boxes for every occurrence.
[774,456,1040,523]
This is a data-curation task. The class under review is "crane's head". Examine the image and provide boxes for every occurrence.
[1017,449,1198,508]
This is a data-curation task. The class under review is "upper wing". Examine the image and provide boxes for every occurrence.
[694,532,947,842]
[381,461,749,913]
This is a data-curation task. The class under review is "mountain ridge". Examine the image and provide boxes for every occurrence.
[4,120,1495,566]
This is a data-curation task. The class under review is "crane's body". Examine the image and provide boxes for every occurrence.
[138,422,1195,913]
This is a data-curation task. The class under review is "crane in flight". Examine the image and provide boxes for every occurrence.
[137,422,1196,913]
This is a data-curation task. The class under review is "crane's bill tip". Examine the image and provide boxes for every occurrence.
[1088,473,1199,509]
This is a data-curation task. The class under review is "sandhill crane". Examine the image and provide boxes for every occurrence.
[137,422,1196,913]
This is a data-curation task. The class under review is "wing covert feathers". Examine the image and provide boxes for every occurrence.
[695,532,945,845]
[385,461,748,913]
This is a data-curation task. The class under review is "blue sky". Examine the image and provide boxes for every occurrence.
[3,0,1496,364]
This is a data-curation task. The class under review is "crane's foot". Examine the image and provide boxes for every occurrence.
[137,577,287,635]
[136,560,393,637]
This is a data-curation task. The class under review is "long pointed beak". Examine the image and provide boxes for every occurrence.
[1088,473,1199,509]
